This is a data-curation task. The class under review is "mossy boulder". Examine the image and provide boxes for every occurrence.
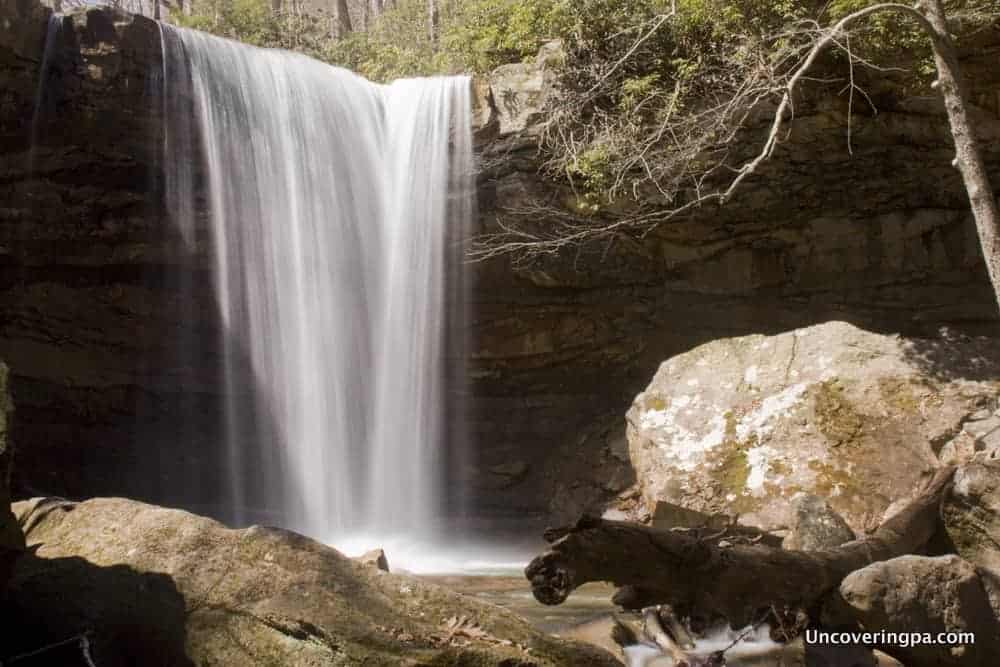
[8,497,618,666]
[626,321,1000,533]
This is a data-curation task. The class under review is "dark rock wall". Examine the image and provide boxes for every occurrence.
[1,0,999,522]
[469,30,1000,519]
[0,360,24,590]
[0,4,234,513]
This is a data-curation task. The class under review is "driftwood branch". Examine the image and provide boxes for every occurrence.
[525,466,955,627]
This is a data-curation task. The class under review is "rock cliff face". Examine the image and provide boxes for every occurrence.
[0,2,231,513]
[0,360,24,591]
[1,0,999,521]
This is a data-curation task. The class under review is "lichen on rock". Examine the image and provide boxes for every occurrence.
[626,321,1000,532]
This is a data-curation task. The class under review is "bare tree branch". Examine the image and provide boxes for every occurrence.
[471,0,1000,309]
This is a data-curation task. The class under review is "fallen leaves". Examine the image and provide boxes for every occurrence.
[431,615,531,653]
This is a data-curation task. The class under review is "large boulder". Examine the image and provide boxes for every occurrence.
[835,555,1000,666]
[8,497,617,666]
[626,321,1000,532]
[0,361,24,590]
[944,459,1000,616]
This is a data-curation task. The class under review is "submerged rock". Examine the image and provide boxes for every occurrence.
[626,321,1000,533]
[7,497,618,666]
[835,555,1000,666]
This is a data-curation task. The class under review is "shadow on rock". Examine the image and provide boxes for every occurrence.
[4,550,193,667]
[899,329,1000,383]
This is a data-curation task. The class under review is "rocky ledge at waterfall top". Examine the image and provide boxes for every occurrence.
[7,497,617,666]
[624,321,1000,533]
[1,0,1000,523]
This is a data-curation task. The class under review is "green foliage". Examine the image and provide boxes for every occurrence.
[326,1,440,80]
[174,0,338,60]
[439,0,574,72]
[173,0,999,213]
[825,0,934,79]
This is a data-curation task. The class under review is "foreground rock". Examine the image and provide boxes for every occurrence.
[359,547,390,572]
[835,555,1000,666]
[626,321,1000,532]
[944,459,1000,615]
[0,362,24,591]
[7,498,617,666]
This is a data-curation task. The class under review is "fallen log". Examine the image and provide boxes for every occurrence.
[643,606,690,661]
[525,466,955,627]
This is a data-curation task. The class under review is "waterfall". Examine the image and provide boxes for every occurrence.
[160,26,472,551]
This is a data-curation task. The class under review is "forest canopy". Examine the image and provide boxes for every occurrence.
[174,0,998,259]
[174,0,974,80]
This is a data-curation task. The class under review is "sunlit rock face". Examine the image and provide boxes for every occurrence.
[626,321,1000,532]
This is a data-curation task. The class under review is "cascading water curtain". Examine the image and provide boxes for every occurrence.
[160,25,473,548]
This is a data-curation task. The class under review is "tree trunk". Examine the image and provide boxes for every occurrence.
[333,0,353,37]
[525,467,955,627]
[427,0,438,44]
[919,0,1000,311]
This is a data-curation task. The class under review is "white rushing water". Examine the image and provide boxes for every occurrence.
[623,624,784,666]
[160,25,473,559]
